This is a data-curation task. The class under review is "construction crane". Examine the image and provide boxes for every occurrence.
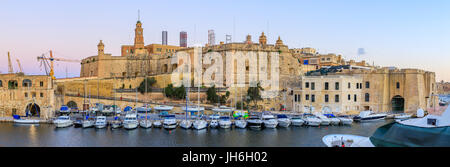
[37,50,80,80]
[7,51,13,73]
[16,59,23,73]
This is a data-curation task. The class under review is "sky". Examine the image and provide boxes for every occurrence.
[0,0,449,81]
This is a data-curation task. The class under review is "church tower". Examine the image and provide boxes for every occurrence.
[134,20,145,49]
[259,32,267,45]
[98,40,104,56]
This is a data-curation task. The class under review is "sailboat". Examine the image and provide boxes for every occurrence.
[139,77,152,128]
[82,80,94,128]
[193,84,207,130]
[180,87,193,129]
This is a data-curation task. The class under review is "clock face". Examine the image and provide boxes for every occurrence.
[138,31,142,35]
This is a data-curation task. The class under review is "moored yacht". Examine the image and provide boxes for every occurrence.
[193,118,208,130]
[219,116,232,129]
[324,114,341,125]
[353,111,387,122]
[247,114,263,129]
[337,115,353,125]
[123,113,138,130]
[234,117,247,129]
[153,105,174,112]
[262,112,278,128]
[110,117,122,129]
[94,116,107,129]
[13,115,40,124]
[314,114,331,126]
[163,115,177,130]
[302,114,322,126]
[180,119,192,129]
[209,114,220,128]
[82,116,95,128]
[54,116,73,128]
[290,115,305,126]
[276,114,291,128]
[139,117,152,128]
[152,118,162,128]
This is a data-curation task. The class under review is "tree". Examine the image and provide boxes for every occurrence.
[138,77,157,94]
[247,82,264,109]
[206,85,219,103]
[163,84,175,98]
[173,85,187,100]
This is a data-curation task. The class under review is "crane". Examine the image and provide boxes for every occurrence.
[16,59,23,73]
[7,51,13,73]
[37,50,80,80]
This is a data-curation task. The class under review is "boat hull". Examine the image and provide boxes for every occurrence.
[234,120,247,129]
[123,122,138,130]
[278,119,291,128]
[291,120,305,126]
[55,121,73,128]
[13,119,40,124]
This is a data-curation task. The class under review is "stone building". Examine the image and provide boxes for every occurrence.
[287,66,437,114]
[436,81,450,95]
[0,73,55,119]
[80,20,182,78]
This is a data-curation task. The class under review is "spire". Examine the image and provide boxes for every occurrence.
[97,40,105,56]
[245,34,252,44]
[259,32,267,45]
[276,36,284,46]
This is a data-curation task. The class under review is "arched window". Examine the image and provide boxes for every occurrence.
[0,80,2,87]
[8,80,18,89]
[365,93,370,102]
[365,82,370,89]
[23,79,32,87]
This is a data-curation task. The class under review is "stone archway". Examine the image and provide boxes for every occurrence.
[391,95,405,113]
[67,101,78,108]
[26,103,40,117]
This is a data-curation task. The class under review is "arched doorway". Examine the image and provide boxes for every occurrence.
[67,101,78,108]
[391,95,405,113]
[26,103,40,117]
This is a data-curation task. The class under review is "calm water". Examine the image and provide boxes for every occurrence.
[0,120,391,147]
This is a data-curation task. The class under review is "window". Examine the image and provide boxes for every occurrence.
[294,94,298,102]
[396,82,400,89]
[40,81,44,87]
[23,79,32,87]
[324,82,329,90]
[335,82,339,90]
[365,82,370,89]
[356,83,359,89]
[365,93,370,102]
[325,94,329,102]
[335,95,340,103]
[32,92,36,98]
[311,82,315,90]
[157,48,162,52]
[24,93,28,98]
[348,94,351,100]
[305,82,310,88]
[306,94,310,101]
[40,93,44,98]
[311,94,315,102]
[0,80,2,87]
[348,82,351,89]
[354,94,357,102]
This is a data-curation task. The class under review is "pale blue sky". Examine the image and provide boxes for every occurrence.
[1,0,449,81]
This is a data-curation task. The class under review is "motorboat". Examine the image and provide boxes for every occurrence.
[314,114,331,126]
[219,116,232,129]
[181,106,205,114]
[136,105,152,114]
[322,134,374,147]
[193,119,208,130]
[276,114,291,128]
[209,114,220,128]
[234,118,247,129]
[247,114,263,129]
[262,112,278,128]
[394,113,412,120]
[91,103,104,114]
[152,118,162,128]
[123,113,138,130]
[111,119,122,129]
[302,114,322,126]
[163,115,178,130]
[212,106,233,113]
[153,105,174,111]
[139,118,152,129]
[323,114,341,125]
[12,115,40,124]
[54,116,73,128]
[94,116,107,129]
[73,118,83,128]
[337,115,353,125]
[82,117,95,128]
[353,111,387,122]
[290,115,305,126]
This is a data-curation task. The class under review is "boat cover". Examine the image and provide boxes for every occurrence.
[13,115,20,119]
[324,114,336,118]
[60,106,69,111]
[369,122,450,147]
[277,115,288,118]
[124,106,132,112]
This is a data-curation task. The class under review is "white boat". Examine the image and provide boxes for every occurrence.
[353,111,387,122]
[219,116,232,129]
[394,113,412,120]
[152,119,162,128]
[322,134,375,147]
[82,119,94,128]
[136,105,152,113]
[211,106,233,113]
[180,120,192,129]
[262,112,278,128]
[234,119,247,129]
[181,106,205,112]
[314,114,331,126]
[111,120,122,129]
[276,114,291,128]
[153,105,174,111]
[302,114,322,126]
[94,116,107,129]
[247,114,263,129]
[323,114,341,125]
[337,115,353,125]
[193,119,208,130]
[209,114,220,128]
[123,113,138,130]
[54,116,73,128]
[290,115,305,126]
[140,119,152,128]
[163,115,177,130]
[13,115,40,124]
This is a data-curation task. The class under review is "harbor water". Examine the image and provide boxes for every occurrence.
[0,120,392,147]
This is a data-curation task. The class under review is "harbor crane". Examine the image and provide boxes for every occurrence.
[37,50,80,80]
[16,59,23,73]
[7,52,13,73]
